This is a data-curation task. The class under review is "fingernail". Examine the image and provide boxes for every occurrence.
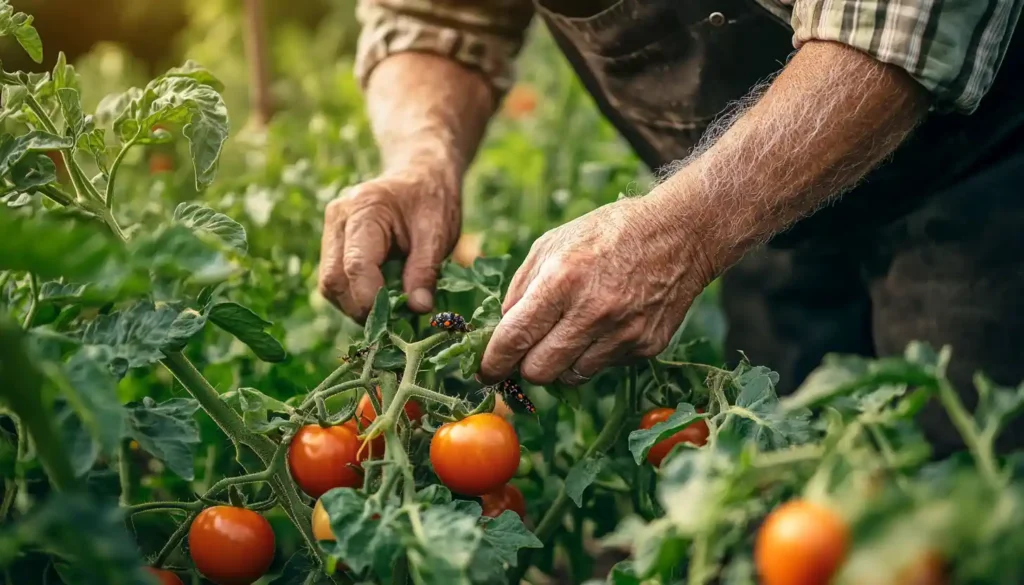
[409,288,433,312]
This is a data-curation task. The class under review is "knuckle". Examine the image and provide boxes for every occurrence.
[520,359,555,386]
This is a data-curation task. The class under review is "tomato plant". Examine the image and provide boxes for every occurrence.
[188,506,276,585]
[2,3,1024,585]
[431,413,521,496]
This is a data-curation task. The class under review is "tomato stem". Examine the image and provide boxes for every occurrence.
[935,377,1004,489]
[104,135,139,210]
[153,510,198,567]
[21,273,38,329]
[118,439,132,506]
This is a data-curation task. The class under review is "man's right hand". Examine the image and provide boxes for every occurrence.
[318,168,461,322]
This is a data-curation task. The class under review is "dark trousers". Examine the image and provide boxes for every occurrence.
[722,133,1024,457]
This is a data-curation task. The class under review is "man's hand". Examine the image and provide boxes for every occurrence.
[480,41,928,385]
[318,52,496,321]
[478,196,715,385]
[318,169,460,321]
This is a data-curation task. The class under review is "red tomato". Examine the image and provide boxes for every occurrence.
[287,424,365,499]
[755,500,849,585]
[430,413,520,496]
[481,483,526,520]
[149,152,174,174]
[639,407,710,467]
[353,389,425,458]
[188,506,275,585]
[146,567,184,585]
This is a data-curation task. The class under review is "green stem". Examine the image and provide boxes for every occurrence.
[104,138,137,209]
[935,378,1003,488]
[510,372,636,583]
[153,511,198,567]
[118,439,132,506]
[1,479,17,520]
[22,273,38,329]
[128,501,198,516]
[0,271,10,293]
[23,95,100,204]
[36,184,74,207]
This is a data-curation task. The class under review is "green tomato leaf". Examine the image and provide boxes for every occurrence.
[781,343,942,414]
[222,387,295,435]
[124,397,200,480]
[628,403,705,465]
[78,301,208,374]
[162,60,225,91]
[320,488,400,575]
[606,561,643,585]
[52,51,78,92]
[59,347,124,458]
[427,295,501,376]
[972,374,1024,444]
[436,256,510,297]
[173,201,248,253]
[723,365,814,451]
[208,301,286,362]
[77,128,109,173]
[129,224,236,285]
[0,131,73,177]
[10,151,57,191]
[55,400,100,477]
[0,210,122,281]
[566,454,609,507]
[410,504,481,585]
[477,509,542,567]
[0,7,44,63]
[364,287,390,343]
[416,484,454,506]
[56,88,85,136]
[0,493,151,584]
[113,75,228,189]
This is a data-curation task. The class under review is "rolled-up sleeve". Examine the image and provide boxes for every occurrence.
[355,0,535,94]
[786,0,1023,113]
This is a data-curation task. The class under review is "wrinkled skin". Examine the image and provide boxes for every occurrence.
[318,169,460,321]
[478,195,715,385]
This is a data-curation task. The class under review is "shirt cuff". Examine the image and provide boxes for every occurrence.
[355,2,527,94]
[790,0,1022,113]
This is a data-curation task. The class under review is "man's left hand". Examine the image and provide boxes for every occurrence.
[478,195,716,386]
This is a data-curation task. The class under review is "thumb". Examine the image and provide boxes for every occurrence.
[403,226,447,314]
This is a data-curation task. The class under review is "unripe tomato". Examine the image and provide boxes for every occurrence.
[755,500,848,585]
[312,498,336,542]
[430,413,520,496]
[481,483,526,520]
[146,567,184,585]
[288,424,364,499]
[640,407,709,467]
[188,506,275,585]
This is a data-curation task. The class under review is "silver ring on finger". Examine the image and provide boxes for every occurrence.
[559,366,591,386]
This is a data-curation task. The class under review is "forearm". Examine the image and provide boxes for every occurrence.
[654,41,930,276]
[365,53,496,183]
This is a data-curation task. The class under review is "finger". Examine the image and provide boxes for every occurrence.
[518,311,602,385]
[479,278,565,384]
[318,200,356,314]
[343,212,392,321]
[567,335,635,382]
[502,240,545,314]
[403,218,447,314]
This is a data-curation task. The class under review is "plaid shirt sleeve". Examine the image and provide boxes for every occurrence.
[354,0,534,94]
[761,0,1023,113]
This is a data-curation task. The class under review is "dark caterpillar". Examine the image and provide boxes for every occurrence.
[430,311,470,333]
[496,379,536,414]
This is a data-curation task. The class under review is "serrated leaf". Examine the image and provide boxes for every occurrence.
[52,51,77,92]
[130,224,236,284]
[0,131,73,177]
[78,301,207,372]
[113,76,228,188]
[628,403,704,464]
[478,510,542,566]
[162,61,225,91]
[208,301,286,362]
[222,387,295,434]
[725,365,813,450]
[56,88,84,136]
[124,397,200,480]
[364,287,390,343]
[0,210,123,281]
[60,347,124,457]
[436,256,510,297]
[38,281,88,304]
[77,128,109,172]
[173,201,248,253]
[416,484,454,506]
[10,151,57,191]
[5,11,42,63]
[319,488,399,575]
[566,454,609,507]
[412,504,481,584]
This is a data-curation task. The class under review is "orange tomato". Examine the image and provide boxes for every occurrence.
[188,506,275,585]
[146,567,184,585]
[312,497,336,542]
[353,390,425,458]
[639,407,709,467]
[149,152,174,174]
[481,483,526,520]
[287,424,365,499]
[430,413,520,496]
[755,500,849,585]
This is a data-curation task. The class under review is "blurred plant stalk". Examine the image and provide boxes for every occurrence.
[243,0,274,128]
